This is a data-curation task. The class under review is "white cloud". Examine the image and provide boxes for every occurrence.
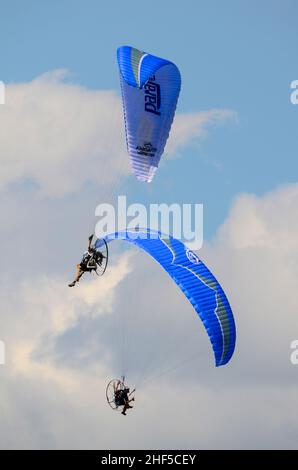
[165,109,237,157]
[202,183,298,381]
[3,251,132,370]
[1,183,298,448]
[2,73,297,449]
[0,72,236,196]
[1,71,128,196]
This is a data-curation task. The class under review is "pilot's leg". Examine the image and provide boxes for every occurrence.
[68,264,84,287]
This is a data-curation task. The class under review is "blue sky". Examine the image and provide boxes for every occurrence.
[1,0,297,236]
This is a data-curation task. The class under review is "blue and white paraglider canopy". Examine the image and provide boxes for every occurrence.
[117,46,181,182]
[96,229,236,367]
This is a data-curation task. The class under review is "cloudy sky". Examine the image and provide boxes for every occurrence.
[0,0,298,449]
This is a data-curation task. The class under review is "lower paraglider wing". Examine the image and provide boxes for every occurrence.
[95,229,236,367]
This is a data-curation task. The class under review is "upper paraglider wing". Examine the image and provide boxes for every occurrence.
[95,229,236,366]
[117,46,181,182]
